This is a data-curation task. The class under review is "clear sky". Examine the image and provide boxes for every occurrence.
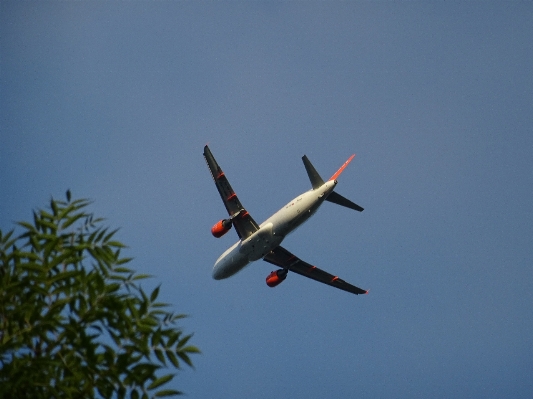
[1,2,532,398]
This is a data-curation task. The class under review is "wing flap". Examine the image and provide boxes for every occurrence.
[203,145,259,239]
[263,246,367,295]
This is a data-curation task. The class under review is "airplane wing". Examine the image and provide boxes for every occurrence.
[203,145,259,240]
[263,246,368,295]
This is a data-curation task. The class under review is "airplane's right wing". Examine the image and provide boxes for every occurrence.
[203,145,259,240]
[263,246,368,295]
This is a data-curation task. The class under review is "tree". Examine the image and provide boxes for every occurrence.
[0,191,199,398]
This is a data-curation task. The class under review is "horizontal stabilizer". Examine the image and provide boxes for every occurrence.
[326,191,364,212]
[302,155,325,190]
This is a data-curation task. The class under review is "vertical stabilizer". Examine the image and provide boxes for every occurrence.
[329,154,355,181]
[302,155,325,190]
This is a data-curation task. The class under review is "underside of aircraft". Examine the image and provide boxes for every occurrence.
[204,145,368,296]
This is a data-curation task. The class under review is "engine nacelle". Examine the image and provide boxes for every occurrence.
[211,219,232,238]
[266,269,288,288]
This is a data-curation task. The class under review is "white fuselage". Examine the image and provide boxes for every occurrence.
[212,180,337,279]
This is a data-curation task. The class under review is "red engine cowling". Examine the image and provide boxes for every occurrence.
[211,219,232,238]
[266,269,288,287]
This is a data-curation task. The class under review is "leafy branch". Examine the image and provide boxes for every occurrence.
[0,191,199,399]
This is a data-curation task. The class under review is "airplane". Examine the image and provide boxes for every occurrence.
[203,145,368,295]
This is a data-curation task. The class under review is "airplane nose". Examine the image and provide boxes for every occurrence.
[212,265,224,280]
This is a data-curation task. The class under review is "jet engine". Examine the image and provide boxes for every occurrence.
[266,269,288,287]
[211,219,232,238]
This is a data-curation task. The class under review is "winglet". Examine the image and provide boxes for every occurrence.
[329,154,355,181]
[203,145,220,182]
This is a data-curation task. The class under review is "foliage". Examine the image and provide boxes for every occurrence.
[0,191,199,398]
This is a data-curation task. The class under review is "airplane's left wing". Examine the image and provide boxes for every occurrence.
[263,246,368,295]
[203,145,259,240]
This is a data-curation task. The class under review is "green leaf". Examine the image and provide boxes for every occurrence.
[16,251,40,261]
[0,229,13,243]
[154,349,166,365]
[114,267,133,274]
[43,236,60,260]
[107,240,126,248]
[133,273,152,280]
[60,213,85,230]
[151,302,170,309]
[105,282,121,293]
[177,335,191,348]
[21,262,45,272]
[150,285,160,302]
[147,374,173,391]
[103,228,119,242]
[88,229,99,244]
[151,328,162,347]
[155,389,183,397]
[178,352,193,368]
[51,198,58,216]
[140,288,149,305]
[116,257,134,266]
[31,235,42,252]
[39,219,58,232]
[33,210,40,230]
[166,331,181,347]
[39,210,54,221]
[17,221,37,232]
[183,345,201,354]
[165,350,179,368]
[96,228,108,243]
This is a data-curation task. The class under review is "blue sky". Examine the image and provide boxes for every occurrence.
[1,2,532,398]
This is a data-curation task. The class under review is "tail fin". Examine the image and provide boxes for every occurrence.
[302,155,325,190]
[329,154,355,181]
[302,153,364,212]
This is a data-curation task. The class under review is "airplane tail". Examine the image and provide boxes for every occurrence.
[325,191,364,212]
[302,154,364,212]
[302,155,324,189]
